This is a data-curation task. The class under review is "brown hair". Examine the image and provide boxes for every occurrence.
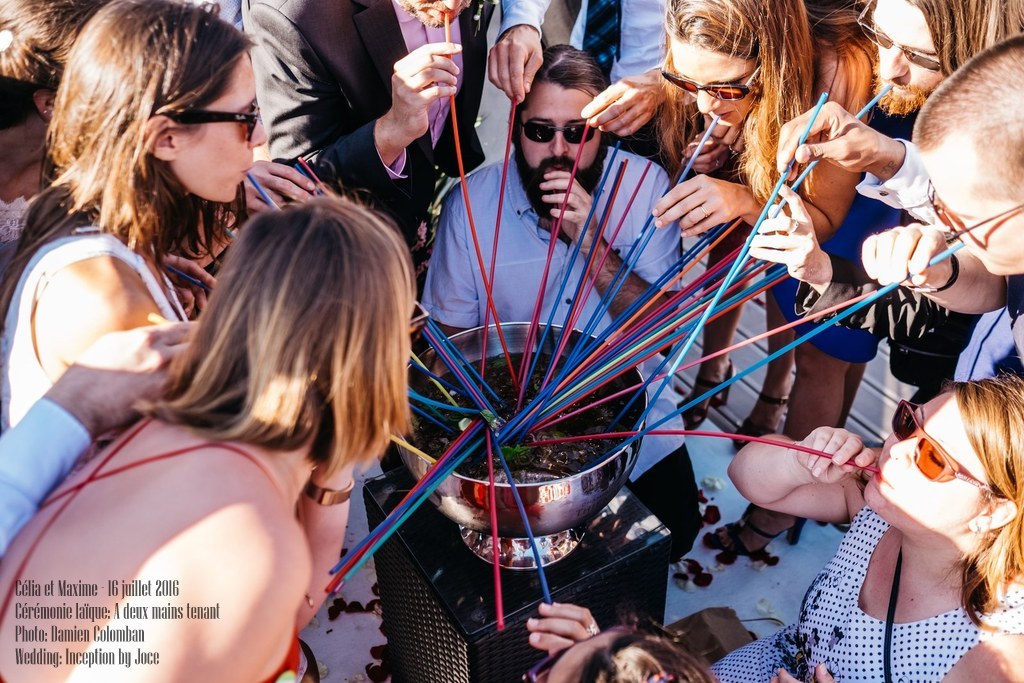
[915,33,1024,203]
[952,375,1024,627]
[578,630,717,683]
[895,0,1024,76]
[658,0,816,205]
[530,44,611,100]
[147,197,414,475]
[0,0,249,328]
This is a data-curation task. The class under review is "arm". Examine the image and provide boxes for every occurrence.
[0,323,189,555]
[246,5,457,192]
[728,427,876,524]
[488,0,547,102]
[945,635,1024,682]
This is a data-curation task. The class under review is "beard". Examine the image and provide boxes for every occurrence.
[395,0,472,28]
[874,62,935,116]
[514,142,608,233]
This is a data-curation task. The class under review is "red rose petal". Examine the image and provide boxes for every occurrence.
[327,597,347,620]
[345,601,365,613]
[692,572,713,587]
[370,644,388,660]
[702,505,721,525]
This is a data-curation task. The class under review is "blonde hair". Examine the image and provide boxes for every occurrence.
[897,0,1024,76]
[658,0,816,205]
[147,197,414,475]
[953,375,1024,627]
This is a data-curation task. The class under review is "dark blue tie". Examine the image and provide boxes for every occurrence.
[583,0,620,77]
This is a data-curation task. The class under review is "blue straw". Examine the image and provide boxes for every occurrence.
[246,172,281,210]
[165,264,210,293]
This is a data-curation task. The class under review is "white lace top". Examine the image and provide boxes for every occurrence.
[0,196,28,244]
[712,507,1024,682]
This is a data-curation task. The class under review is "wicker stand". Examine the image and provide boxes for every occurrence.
[364,468,672,683]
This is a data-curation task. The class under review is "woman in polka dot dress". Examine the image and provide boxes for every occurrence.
[713,375,1024,682]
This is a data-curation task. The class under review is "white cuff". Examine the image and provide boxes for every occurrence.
[856,140,937,224]
[498,0,545,36]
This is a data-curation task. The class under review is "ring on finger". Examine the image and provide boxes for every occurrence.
[587,623,600,637]
[700,205,710,220]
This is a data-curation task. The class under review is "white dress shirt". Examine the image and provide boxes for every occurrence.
[856,140,937,224]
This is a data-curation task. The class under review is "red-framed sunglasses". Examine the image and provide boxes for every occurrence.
[890,400,993,492]
[660,69,757,101]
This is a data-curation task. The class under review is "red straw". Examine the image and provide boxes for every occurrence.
[443,13,519,392]
[528,429,881,474]
[485,432,506,629]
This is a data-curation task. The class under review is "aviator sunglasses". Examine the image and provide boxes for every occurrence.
[522,120,598,145]
[165,104,261,142]
[857,5,942,72]
[660,69,756,101]
[890,400,993,492]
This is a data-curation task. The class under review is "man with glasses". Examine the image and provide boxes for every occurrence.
[758,0,1023,381]
[761,33,1024,375]
[423,45,703,564]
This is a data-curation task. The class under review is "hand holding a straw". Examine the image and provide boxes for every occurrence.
[790,427,876,485]
[540,170,595,242]
[682,115,742,174]
[164,255,216,316]
[652,174,757,236]
[580,68,664,137]
[861,223,953,288]
[377,42,462,164]
[776,100,907,181]
[244,160,316,211]
[487,24,543,103]
[749,185,833,290]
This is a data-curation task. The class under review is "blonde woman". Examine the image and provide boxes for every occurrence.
[714,375,1024,681]
[0,196,416,682]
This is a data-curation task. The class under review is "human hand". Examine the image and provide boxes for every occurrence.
[580,69,664,137]
[487,24,543,103]
[749,185,832,288]
[540,170,595,243]
[377,42,462,160]
[164,254,216,317]
[771,663,836,683]
[45,322,192,437]
[792,427,876,485]
[652,175,756,236]
[861,223,952,288]
[682,116,742,175]
[776,101,906,181]
[526,601,600,655]
[245,160,316,211]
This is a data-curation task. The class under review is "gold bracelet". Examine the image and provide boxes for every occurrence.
[303,478,355,505]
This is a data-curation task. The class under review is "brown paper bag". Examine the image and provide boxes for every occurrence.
[662,607,756,667]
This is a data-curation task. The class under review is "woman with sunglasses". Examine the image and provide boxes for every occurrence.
[0,0,260,429]
[655,0,874,439]
[711,374,1024,681]
[0,195,416,682]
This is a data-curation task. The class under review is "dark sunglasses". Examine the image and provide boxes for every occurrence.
[890,400,993,491]
[165,105,261,142]
[410,301,430,341]
[858,5,942,72]
[660,69,755,101]
[522,120,597,145]
[927,181,1024,239]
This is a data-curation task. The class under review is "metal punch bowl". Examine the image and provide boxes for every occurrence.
[400,323,646,568]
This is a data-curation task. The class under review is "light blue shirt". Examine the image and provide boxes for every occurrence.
[423,148,685,478]
[0,399,89,556]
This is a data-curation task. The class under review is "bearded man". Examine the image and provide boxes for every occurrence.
[423,45,704,563]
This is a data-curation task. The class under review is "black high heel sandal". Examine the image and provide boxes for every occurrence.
[703,504,807,557]
[680,361,734,430]
[732,392,788,450]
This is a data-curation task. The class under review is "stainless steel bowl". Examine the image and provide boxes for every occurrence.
[401,323,645,540]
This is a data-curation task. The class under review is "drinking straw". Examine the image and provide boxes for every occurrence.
[441,13,519,391]
[245,172,281,210]
[292,161,326,196]
[164,265,210,293]
[485,432,506,629]
[391,435,437,464]
[296,156,324,185]
[411,404,456,433]
[526,429,881,475]
[632,92,831,430]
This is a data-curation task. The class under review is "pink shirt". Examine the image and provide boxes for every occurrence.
[381,0,465,178]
